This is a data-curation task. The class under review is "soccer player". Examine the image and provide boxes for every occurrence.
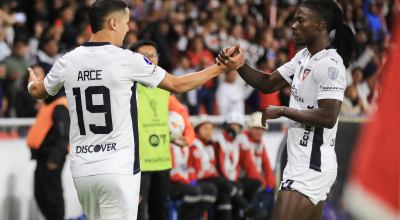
[26,0,242,219]
[217,0,356,219]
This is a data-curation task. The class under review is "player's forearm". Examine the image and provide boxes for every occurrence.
[174,65,223,93]
[29,81,49,99]
[237,63,272,94]
[281,107,337,129]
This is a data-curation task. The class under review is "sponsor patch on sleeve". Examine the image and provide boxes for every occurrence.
[318,86,344,93]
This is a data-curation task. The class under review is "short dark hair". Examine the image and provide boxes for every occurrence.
[129,40,158,52]
[88,0,128,34]
[13,34,29,46]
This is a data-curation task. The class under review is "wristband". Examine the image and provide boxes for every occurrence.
[27,82,34,93]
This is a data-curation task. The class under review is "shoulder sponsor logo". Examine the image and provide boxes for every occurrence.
[331,58,338,65]
[298,61,302,65]
[328,67,339,81]
[143,57,153,65]
[76,143,117,154]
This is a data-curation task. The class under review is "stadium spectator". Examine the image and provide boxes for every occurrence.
[341,85,372,115]
[1,35,34,116]
[216,71,253,116]
[187,35,216,115]
[351,67,371,101]
[0,9,13,62]
[15,65,45,118]
[37,37,62,74]
[237,112,276,220]
[187,115,267,220]
[213,112,265,207]
[363,0,385,40]
[171,54,197,107]
[170,142,218,220]
[169,92,211,220]
[58,5,78,51]
[26,90,69,220]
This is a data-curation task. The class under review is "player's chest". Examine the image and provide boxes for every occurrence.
[290,56,319,105]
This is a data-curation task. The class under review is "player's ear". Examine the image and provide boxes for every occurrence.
[109,17,117,31]
[317,19,325,31]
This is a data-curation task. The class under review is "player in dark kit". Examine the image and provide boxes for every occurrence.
[217,0,355,220]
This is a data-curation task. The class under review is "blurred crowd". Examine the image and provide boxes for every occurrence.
[0,0,398,118]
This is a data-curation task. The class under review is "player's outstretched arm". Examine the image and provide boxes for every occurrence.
[158,44,244,94]
[217,50,288,94]
[28,68,49,99]
[262,99,342,129]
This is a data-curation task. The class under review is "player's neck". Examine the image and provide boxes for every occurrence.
[307,37,331,57]
[89,32,117,46]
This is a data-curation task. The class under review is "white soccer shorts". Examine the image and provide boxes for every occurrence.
[73,173,141,220]
[279,162,337,205]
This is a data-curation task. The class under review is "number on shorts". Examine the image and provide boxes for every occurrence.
[281,179,294,191]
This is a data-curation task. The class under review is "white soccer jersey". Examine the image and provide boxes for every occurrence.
[277,46,346,172]
[44,42,166,178]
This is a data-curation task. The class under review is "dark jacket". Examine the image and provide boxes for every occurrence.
[31,92,70,165]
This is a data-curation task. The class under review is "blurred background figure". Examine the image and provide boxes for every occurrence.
[341,85,372,115]
[15,65,44,118]
[26,90,69,220]
[237,112,276,220]
[1,35,33,117]
[216,70,254,116]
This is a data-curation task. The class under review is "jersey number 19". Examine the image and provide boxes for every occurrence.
[73,86,113,135]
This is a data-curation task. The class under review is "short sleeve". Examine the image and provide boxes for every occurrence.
[277,53,299,85]
[124,50,166,89]
[314,58,346,101]
[44,56,67,96]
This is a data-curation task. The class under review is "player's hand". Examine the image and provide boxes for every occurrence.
[172,136,189,148]
[216,43,245,72]
[262,105,284,127]
[28,68,38,83]
[47,161,58,170]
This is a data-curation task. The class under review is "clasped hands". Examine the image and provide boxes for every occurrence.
[216,43,245,72]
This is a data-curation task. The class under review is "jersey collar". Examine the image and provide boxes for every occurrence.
[325,45,336,50]
[82,42,111,47]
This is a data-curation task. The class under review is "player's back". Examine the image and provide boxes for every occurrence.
[44,42,166,178]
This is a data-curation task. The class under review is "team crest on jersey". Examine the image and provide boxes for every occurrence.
[302,67,312,81]
[143,57,153,65]
[328,67,339,81]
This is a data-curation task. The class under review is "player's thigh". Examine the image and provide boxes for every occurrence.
[98,173,141,220]
[273,190,314,220]
[308,201,325,220]
[73,176,100,220]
